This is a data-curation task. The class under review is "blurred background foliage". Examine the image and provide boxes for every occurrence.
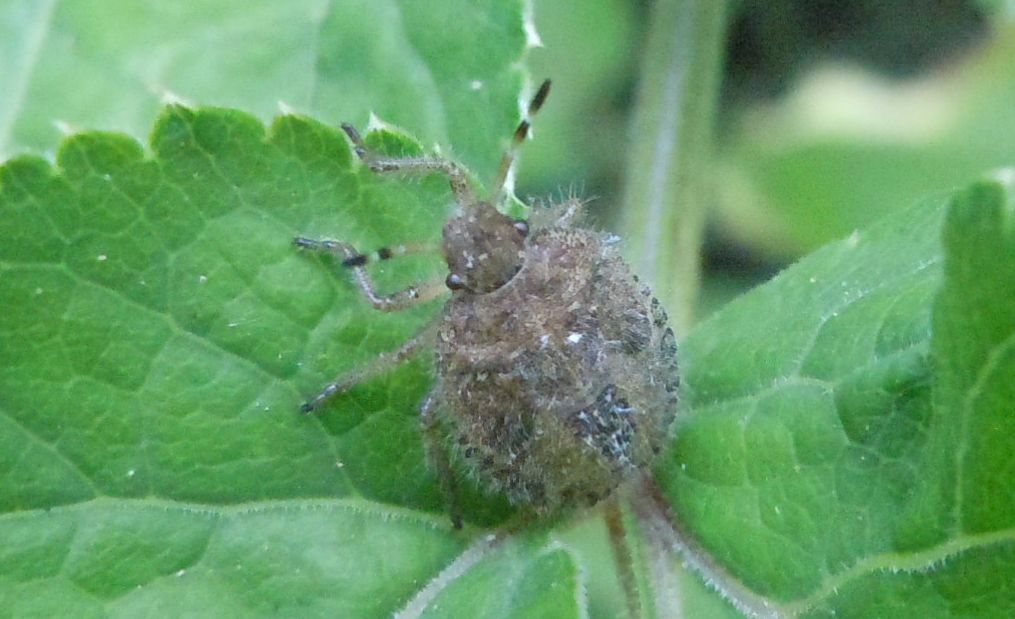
[522,0,1014,319]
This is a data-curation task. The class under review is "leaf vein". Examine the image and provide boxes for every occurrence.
[0,405,101,500]
[954,327,1015,530]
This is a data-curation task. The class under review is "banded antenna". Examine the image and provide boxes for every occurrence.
[490,79,551,204]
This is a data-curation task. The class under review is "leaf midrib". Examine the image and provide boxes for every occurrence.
[783,526,1015,615]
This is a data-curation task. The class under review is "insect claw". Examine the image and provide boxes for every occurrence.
[299,401,315,414]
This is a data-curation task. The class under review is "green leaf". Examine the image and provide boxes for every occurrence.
[658,177,1015,615]
[0,0,527,183]
[0,2,607,615]
[5,101,1014,615]
[0,500,463,617]
[805,179,1015,616]
[927,179,1015,534]
[0,101,597,616]
[5,2,1014,613]
[415,535,584,619]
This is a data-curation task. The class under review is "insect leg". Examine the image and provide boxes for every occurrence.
[340,123,476,207]
[420,386,463,529]
[605,496,643,619]
[296,237,437,268]
[294,236,445,312]
[299,319,437,413]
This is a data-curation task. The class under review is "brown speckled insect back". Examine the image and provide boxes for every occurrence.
[295,81,678,528]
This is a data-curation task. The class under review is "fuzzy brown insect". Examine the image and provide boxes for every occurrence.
[295,80,678,528]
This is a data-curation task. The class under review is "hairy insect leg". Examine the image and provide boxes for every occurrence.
[299,319,437,414]
[340,123,476,207]
[294,236,445,312]
[605,495,643,619]
[420,387,463,529]
[302,238,437,268]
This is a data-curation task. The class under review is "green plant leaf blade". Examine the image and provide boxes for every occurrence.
[658,177,1015,615]
[1,108,448,513]
[0,106,541,615]
[0,0,527,184]
[0,499,466,617]
[4,1,637,614]
[662,199,941,600]
[414,536,584,619]
[6,106,1014,615]
[924,179,1015,535]
[801,541,1015,618]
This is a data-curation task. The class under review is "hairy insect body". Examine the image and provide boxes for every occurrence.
[437,205,678,510]
[296,80,679,526]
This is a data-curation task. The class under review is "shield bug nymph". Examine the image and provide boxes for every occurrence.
[295,80,679,528]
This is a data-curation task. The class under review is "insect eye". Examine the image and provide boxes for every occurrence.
[513,219,530,237]
[445,273,466,291]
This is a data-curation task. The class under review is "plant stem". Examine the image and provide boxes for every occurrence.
[620,0,729,334]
